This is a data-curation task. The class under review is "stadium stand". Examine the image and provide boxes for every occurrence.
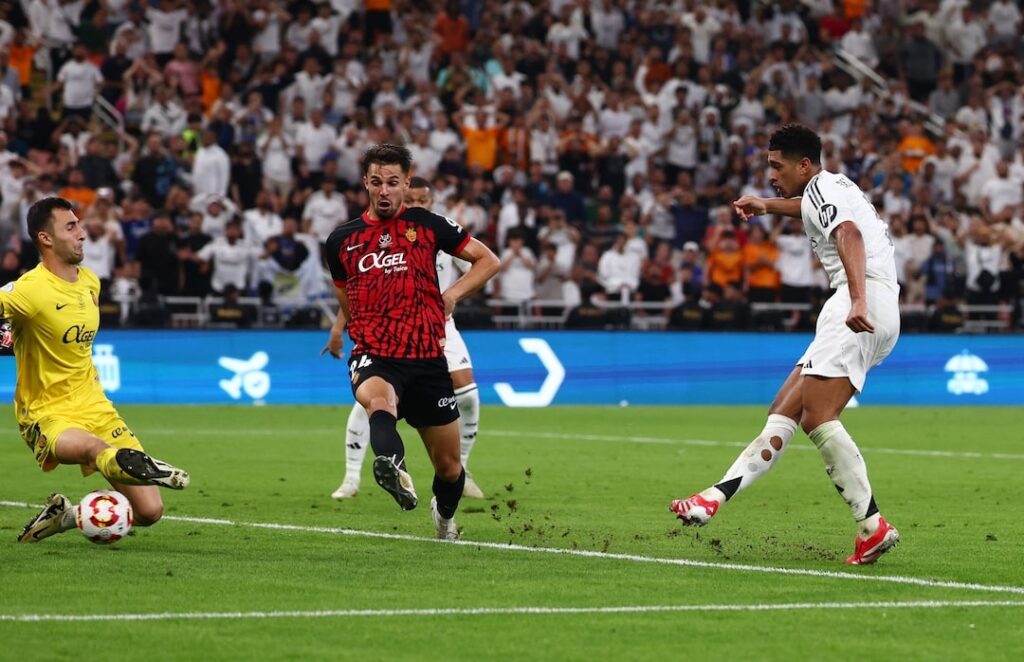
[0,0,1021,332]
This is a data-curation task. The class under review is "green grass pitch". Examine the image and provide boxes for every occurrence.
[2,405,1023,660]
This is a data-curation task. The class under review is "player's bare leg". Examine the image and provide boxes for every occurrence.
[418,422,464,540]
[671,367,802,525]
[802,376,899,565]
[450,367,483,498]
[110,483,164,527]
[52,428,189,490]
[333,404,369,499]
[357,377,418,510]
[18,429,187,543]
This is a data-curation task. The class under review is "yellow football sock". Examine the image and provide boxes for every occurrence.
[95,447,145,485]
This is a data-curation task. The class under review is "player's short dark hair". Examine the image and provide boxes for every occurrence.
[408,176,431,190]
[768,124,822,165]
[26,197,74,249]
[362,143,412,175]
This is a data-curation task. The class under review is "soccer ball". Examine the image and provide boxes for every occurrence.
[76,490,133,544]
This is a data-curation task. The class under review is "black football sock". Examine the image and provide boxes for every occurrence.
[369,411,407,470]
[432,469,466,519]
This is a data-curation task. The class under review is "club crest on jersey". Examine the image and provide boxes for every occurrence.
[405,227,417,243]
[378,233,393,250]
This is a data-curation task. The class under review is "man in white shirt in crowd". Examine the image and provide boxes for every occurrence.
[189,192,237,239]
[259,116,294,198]
[598,233,642,301]
[146,0,188,64]
[589,0,625,50]
[191,130,231,197]
[243,190,284,251]
[141,85,187,138]
[407,130,441,181]
[497,228,536,302]
[51,44,102,120]
[980,160,1022,223]
[774,217,815,306]
[295,108,336,177]
[332,125,367,186]
[596,91,633,140]
[251,0,289,61]
[429,111,461,155]
[195,219,259,295]
[302,171,347,246]
[291,56,328,111]
[82,216,116,285]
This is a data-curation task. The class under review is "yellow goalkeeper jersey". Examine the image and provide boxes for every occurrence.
[0,263,106,424]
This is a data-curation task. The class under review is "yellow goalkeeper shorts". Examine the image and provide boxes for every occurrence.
[19,395,144,475]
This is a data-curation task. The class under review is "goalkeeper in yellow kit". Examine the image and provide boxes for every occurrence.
[2,197,190,542]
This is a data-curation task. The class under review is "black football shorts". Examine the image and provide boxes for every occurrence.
[347,353,459,428]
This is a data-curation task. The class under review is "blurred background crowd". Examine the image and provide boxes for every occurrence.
[0,0,1022,331]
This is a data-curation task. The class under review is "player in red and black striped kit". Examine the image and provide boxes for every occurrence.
[322,144,499,540]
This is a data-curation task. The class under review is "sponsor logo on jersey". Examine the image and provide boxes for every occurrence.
[378,232,393,249]
[405,227,417,243]
[358,251,408,274]
[62,325,97,345]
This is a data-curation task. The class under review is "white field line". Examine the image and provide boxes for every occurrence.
[3,600,1023,623]
[3,426,1013,462]
[2,501,1023,597]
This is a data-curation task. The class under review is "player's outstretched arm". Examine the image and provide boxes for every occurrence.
[833,222,875,334]
[443,238,500,318]
[321,286,350,359]
[733,195,803,221]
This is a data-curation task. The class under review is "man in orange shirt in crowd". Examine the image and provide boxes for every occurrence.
[59,168,98,212]
[742,223,781,302]
[7,33,35,94]
[704,231,744,290]
[456,107,508,172]
[435,0,471,56]
[897,121,935,174]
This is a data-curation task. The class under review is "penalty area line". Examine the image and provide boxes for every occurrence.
[2,500,1024,597]
[3,600,1024,623]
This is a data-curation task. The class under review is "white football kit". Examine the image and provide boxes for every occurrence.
[797,170,901,392]
[436,247,473,372]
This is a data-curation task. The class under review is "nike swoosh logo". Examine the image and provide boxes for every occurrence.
[55,304,69,310]
[347,244,363,252]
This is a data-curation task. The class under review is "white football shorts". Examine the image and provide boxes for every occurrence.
[444,317,473,373]
[797,279,900,393]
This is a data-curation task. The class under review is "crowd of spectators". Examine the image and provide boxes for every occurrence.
[0,0,1023,330]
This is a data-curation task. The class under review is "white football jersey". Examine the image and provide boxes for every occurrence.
[435,213,470,291]
[799,170,898,291]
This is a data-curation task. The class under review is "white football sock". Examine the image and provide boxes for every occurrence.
[59,506,77,532]
[454,383,479,469]
[701,414,797,504]
[808,420,881,537]
[344,404,370,483]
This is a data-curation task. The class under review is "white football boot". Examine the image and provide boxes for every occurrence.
[430,497,460,541]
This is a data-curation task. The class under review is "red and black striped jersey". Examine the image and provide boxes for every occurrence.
[325,205,471,359]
